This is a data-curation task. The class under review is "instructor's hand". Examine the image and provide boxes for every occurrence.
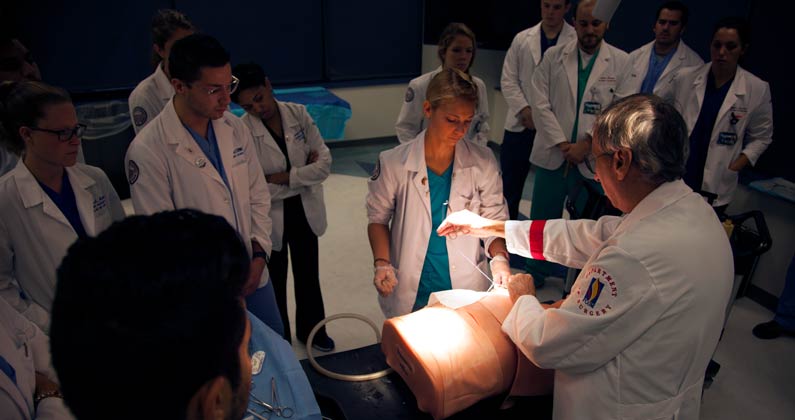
[437,210,504,239]
[507,273,536,304]
[489,255,511,287]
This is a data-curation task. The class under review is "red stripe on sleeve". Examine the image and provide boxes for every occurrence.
[529,220,546,261]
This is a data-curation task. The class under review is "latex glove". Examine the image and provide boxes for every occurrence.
[437,210,503,239]
[507,273,536,304]
[373,265,398,297]
[489,255,511,287]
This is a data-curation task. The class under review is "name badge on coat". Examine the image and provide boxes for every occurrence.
[717,132,738,146]
[584,101,602,115]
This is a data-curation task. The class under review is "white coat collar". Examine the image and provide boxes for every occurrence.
[528,22,576,65]
[560,39,616,105]
[692,64,747,117]
[12,160,97,234]
[153,64,174,102]
[615,180,694,234]
[402,130,480,173]
[159,99,238,188]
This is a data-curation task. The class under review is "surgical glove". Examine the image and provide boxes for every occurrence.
[374,265,398,297]
[489,255,511,287]
[507,273,536,304]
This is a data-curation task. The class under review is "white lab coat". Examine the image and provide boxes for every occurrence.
[502,180,733,420]
[0,162,124,333]
[240,101,330,251]
[366,131,508,318]
[621,40,703,101]
[0,297,74,420]
[128,64,173,134]
[672,63,774,207]
[501,22,577,132]
[530,39,631,178]
[395,67,490,146]
[125,99,273,286]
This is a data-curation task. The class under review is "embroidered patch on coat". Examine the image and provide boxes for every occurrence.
[574,265,618,316]
[127,160,140,185]
[405,87,415,102]
[132,107,148,126]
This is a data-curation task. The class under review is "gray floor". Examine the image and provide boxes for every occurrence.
[276,141,795,419]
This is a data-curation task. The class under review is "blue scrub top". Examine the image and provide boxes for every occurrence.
[38,172,87,239]
[413,164,454,311]
[184,121,230,189]
[640,46,677,94]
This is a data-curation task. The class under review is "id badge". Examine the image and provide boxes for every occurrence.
[583,101,602,115]
[717,132,737,146]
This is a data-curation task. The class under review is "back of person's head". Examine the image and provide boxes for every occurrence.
[168,33,230,84]
[592,93,688,184]
[152,9,194,49]
[150,9,195,66]
[50,209,250,420]
[656,1,689,27]
[231,62,267,103]
[712,16,751,47]
[426,67,479,109]
[0,80,70,155]
[437,22,477,69]
[0,35,42,82]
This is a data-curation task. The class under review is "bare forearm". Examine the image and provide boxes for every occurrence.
[368,223,391,263]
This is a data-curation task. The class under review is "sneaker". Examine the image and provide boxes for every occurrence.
[305,335,335,352]
[752,320,793,340]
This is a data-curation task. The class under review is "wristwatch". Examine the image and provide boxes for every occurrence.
[252,251,270,266]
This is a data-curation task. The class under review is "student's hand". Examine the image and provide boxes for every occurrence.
[244,258,266,296]
[373,264,398,297]
[519,107,535,130]
[507,273,536,304]
[489,255,511,287]
[34,373,60,398]
[306,150,319,165]
[266,172,290,185]
[437,210,504,239]
[729,153,750,172]
[565,140,591,164]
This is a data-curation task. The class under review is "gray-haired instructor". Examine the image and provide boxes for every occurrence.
[438,94,733,420]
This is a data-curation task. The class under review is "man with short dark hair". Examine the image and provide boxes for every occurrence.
[623,1,703,99]
[525,0,630,287]
[438,94,734,420]
[50,210,252,420]
[125,34,284,334]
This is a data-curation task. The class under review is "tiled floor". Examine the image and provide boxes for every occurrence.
[278,140,794,419]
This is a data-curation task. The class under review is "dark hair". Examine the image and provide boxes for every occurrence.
[231,62,267,103]
[150,9,194,66]
[168,33,230,84]
[656,1,689,27]
[592,93,688,184]
[50,209,250,420]
[0,80,71,155]
[712,16,751,47]
[437,22,477,71]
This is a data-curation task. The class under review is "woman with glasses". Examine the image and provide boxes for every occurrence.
[232,62,335,352]
[368,68,510,318]
[395,22,490,147]
[0,80,124,332]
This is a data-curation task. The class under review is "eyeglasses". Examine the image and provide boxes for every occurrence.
[584,151,613,175]
[188,75,239,96]
[28,124,86,142]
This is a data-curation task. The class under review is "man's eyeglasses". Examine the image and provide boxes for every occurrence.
[584,151,613,175]
[28,124,87,142]
[189,75,239,96]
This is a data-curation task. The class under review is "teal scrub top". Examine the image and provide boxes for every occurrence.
[413,163,454,311]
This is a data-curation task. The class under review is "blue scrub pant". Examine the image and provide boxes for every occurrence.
[774,253,795,330]
[246,279,285,338]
